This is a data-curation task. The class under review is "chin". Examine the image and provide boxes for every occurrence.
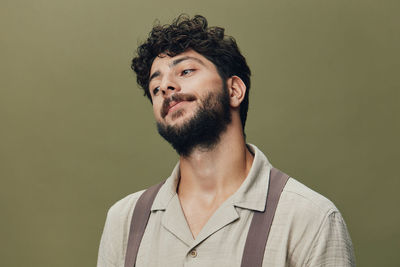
[166,109,196,125]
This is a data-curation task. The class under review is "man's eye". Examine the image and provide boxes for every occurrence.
[182,69,194,75]
[153,87,160,95]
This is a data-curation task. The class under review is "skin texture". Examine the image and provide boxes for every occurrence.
[149,50,254,238]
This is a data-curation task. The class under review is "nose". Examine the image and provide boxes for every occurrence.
[159,74,180,97]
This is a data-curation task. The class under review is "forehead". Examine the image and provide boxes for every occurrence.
[150,50,216,75]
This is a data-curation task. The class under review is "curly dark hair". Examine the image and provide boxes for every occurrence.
[131,14,251,130]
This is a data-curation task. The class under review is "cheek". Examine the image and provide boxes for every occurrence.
[153,105,160,117]
[201,72,223,88]
[185,74,221,93]
[152,99,163,118]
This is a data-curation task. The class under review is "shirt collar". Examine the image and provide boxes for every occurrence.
[151,144,272,212]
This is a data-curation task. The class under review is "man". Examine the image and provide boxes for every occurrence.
[98,15,355,266]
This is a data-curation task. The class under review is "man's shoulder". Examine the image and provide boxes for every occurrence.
[273,176,347,250]
[98,188,149,267]
[279,176,340,220]
[106,189,146,222]
[269,174,355,265]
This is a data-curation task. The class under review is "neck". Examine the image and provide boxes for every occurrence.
[177,122,254,201]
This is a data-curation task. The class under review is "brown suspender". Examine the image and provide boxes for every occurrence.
[124,182,165,267]
[124,167,289,267]
[240,167,290,266]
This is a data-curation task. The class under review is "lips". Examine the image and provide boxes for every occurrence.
[167,101,184,113]
[161,93,197,118]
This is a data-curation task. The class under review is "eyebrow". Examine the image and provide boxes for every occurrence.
[149,71,161,84]
[148,56,206,84]
[171,56,206,68]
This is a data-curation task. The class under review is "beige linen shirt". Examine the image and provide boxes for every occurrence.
[97,144,355,266]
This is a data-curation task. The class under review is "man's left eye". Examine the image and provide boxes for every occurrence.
[182,69,194,75]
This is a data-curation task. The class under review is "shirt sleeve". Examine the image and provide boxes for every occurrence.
[97,210,118,267]
[96,191,144,267]
[305,211,355,267]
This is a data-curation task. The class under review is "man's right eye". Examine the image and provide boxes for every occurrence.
[153,87,160,95]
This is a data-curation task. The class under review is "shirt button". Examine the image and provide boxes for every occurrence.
[189,249,197,258]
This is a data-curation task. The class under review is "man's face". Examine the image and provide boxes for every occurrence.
[149,50,225,125]
[148,50,232,156]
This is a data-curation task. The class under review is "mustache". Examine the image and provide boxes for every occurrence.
[161,93,197,118]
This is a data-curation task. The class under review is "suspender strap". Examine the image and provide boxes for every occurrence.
[125,167,289,267]
[240,167,290,267]
[124,181,164,267]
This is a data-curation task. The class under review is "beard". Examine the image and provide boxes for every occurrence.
[156,85,232,157]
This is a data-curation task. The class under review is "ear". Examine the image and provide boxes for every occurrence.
[226,76,247,108]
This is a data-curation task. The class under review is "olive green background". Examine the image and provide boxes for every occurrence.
[1,0,399,266]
